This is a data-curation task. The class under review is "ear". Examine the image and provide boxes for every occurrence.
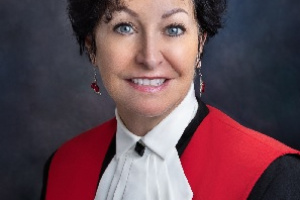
[198,32,207,53]
[85,35,97,65]
[85,34,93,53]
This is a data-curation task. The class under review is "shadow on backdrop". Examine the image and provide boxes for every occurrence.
[0,0,299,199]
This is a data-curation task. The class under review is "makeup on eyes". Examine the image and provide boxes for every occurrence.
[112,20,187,37]
[165,23,187,37]
[113,22,136,35]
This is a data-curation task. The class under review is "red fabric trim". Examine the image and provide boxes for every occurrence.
[181,106,299,199]
[45,106,299,200]
[46,118,117,200]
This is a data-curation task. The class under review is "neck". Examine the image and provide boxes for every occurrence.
[117,104,175,137]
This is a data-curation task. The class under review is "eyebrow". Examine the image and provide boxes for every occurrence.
[116,6,139,18]
[116,7,188,19]
[162,8,189,19]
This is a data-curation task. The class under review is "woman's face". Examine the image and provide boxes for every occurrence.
[91,0,203,121]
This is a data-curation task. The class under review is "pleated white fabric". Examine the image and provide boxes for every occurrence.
[95,84,198,200]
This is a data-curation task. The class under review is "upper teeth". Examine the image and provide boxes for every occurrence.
[131,79,165,86]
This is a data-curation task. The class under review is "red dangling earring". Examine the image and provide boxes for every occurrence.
[91,67,101,95]
[200,73,205,95]
[197,57,205,97]
[89,52,101,95]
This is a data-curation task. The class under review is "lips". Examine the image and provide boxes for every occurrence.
[127,77,169,93]
[130,78,166,86]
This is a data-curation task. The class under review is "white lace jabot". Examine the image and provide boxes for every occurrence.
[95,84,198,200]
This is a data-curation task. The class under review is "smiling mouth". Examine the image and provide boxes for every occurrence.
[130,78,166,86]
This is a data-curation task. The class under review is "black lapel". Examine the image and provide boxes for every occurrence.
[176,99,209,156]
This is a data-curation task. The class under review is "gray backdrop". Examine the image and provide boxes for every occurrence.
[1,0,299,199]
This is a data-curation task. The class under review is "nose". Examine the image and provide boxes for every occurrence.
[135,34,163,69]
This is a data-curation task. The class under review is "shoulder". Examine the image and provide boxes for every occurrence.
[204,105,297,155]
[51,118,117,169]
[44,118,117,200]
[202,105,299,169]
[56,118,116,156]
[184,105,299,199]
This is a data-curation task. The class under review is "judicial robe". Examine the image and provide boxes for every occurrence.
[43,103,300,200]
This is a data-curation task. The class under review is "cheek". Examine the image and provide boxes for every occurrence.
[167,38,198,79]
[94,45,117,91]
[96,36,135,71]
[95,41,134,94]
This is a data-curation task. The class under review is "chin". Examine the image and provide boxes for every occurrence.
[130,101,176,119]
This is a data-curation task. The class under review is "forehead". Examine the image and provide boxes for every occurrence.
[120,0,195,14]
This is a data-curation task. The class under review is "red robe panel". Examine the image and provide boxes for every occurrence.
[45,106,299,200]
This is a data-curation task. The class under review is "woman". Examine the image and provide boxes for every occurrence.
[42,0,300,199]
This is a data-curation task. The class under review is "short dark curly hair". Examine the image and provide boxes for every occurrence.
[67,0,227,55]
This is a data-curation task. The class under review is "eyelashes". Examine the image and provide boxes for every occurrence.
[165,23,186,37]
[113,22,136,35]
[112,22,187,37]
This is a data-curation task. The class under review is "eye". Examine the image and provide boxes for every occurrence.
[114,23,135,35]
[165,24,186,37]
